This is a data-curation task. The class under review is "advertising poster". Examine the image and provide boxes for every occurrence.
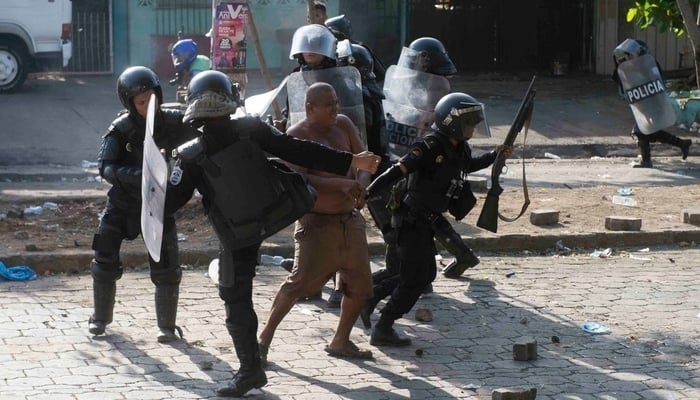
[212,2,249,75]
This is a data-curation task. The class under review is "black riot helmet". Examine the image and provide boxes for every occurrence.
[613,38,649,66]
[432,92,487,140]
[405,37,457,76]
[325,14,352,41]
[116,66,163,116]
[183,70,242,124]
[337,40,375,80]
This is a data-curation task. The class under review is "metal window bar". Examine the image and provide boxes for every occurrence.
[64,10,113,74]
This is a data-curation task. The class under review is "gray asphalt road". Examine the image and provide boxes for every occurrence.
[0,71,668,167]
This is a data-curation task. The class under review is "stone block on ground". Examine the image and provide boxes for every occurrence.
[604,216,642,231]
[681,209,700,225]
[492,387,538,400]
[512,336,537,361]
[529,209,559,226]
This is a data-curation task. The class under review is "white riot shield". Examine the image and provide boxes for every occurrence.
[382,65,450,160]
[141,94,168,262]
[287,66,366,144]
[243,76,288,117]
[617,54,676,134]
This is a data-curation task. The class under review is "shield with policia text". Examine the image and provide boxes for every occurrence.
[381,64,450,161]
[141,94,169,262]
[616,53,676,134]
[287,65,366,145]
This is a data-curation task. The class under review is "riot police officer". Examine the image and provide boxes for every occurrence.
[88,66,197,342]
[611,38,691,168]
[362,37,468,330]
[364,93,512,346]
[290,23,337,71]
[165,70,379,397]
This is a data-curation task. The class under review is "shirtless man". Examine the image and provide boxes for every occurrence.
[257,82,373,362]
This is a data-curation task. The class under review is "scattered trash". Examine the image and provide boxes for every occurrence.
[22,206,43,216]
[629,255,651,261]
[42,202,59,210]
[0,261,37,281]
[520,317,528,325]
[555,240,571,252]
[177,233,188,242]
[544,152,561,159]
[415,348,424,357]
[81,160,99,168]
[462,383,481,390]
[590,248,612,258]
[638,248,650,252]
[208,259,219,284]
[617,187,634,196]
[582,322,610,334]
[612,195,637,207]
[259,254,284,265]
[551,335,560,344]
[506,272,516,278]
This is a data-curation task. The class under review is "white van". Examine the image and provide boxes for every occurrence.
[0,0,73,93]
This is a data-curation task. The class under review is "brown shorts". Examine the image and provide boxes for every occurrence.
[279,210,372,301]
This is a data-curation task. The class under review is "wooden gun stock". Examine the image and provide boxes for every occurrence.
[476,76,536,233]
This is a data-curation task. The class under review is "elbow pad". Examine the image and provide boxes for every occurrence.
[367,164,404,198]
[115,166,142,186]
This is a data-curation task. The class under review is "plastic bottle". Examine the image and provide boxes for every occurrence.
[612,195,637,207]
[22,206,43,216]
[260,254,284,265]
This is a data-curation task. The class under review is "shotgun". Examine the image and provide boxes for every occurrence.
[476,76,536,233]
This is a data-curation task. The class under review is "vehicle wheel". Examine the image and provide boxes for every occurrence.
[0,42,29,94]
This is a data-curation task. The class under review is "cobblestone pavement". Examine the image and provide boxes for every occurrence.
[2,246,699,399]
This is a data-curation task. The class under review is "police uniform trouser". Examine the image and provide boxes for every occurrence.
[379,213,437,322]
[366,159,401,278]
[218,242,263,375]
[91,203,182,327]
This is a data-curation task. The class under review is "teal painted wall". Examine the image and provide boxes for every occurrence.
[120,1,339,74]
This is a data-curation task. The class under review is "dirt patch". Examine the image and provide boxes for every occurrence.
[1,183,699,261]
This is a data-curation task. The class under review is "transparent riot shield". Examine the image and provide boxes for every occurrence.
[381,65,450,160]
[287,66,366,144]
[617,54,676,134]
[141,94,168,262]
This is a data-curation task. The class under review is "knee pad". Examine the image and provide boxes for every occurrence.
[150,265,182,285]
[91,259,123,282]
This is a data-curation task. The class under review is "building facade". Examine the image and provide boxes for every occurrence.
[68,0,692,78]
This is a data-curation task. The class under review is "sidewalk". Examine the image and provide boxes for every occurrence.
[2,248,699,399]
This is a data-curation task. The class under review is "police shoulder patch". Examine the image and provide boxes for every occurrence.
[410,147,423,159]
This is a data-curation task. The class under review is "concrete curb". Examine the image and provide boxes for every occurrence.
[5,229,698,275]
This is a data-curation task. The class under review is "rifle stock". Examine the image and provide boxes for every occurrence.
[476,76,536,233]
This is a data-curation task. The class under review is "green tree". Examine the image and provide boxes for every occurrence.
[627,0,700,87]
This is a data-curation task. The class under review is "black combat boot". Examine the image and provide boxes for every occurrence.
[434,219,480,278]
[88,280,116,335]
[442,248,480,278]
[217,305,267,397]
[155,285,181,343]
[657,131,691,160]
[633,139,653,168]
[360,283,391,329]
[370,312,411,347]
